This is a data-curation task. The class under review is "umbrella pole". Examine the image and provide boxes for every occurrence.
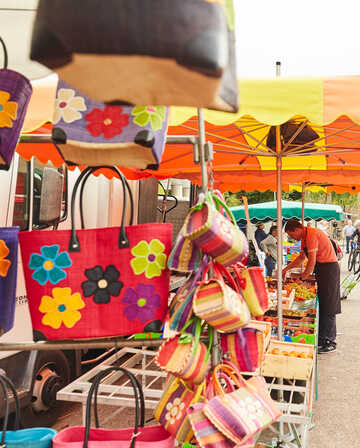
[276,130,283,341]
[302,183,305,225]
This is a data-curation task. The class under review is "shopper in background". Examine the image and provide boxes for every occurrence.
[282,219,340,354]
[261,225,277,276]
[255,223,267,252]
[343,220,355,254]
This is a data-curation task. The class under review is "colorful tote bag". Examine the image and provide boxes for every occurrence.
[52,80,168,169]
[232,265,270,317]
[220,327,265,372]
[184,193,248,267]
[154,375,205,444]
[155,319,212,385]
[0,65,32,169]
[31,0,238,112]
[168,222,203,273]
[53,367,174,448]
[203,365,281,445]
[193,262,250,333]
[19,166,172,340]
[0,227,19,335]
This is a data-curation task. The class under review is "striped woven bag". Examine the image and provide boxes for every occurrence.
[155,319,212,384]
[183,192,248,267]
[193,262,250,333]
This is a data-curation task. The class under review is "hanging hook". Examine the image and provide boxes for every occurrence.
[0,37,8,69]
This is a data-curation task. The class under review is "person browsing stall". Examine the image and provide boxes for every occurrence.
[255,223,267,251]
[282,219,340,354]
[343,220,355,254]
[260,225,277,277]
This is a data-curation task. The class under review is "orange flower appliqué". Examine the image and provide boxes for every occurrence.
[0,91,18,128]
[0,240,11,277]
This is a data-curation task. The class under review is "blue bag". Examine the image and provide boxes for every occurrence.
[0,374,57,448]
[0,227,19,335]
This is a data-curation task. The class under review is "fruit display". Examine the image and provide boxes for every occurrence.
[269,348,313,359]
[284,281,316,301]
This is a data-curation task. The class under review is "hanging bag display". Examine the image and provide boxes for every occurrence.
[203,364,281,445]
[19,166,172,340]
[154,375,205,444]
[232,265,270,316]
[184,192,248,267]
[0,226,19,335]
[0,374,57,447]
[220,327,265,372]
[155,318,212,385]
[53,367,174,448]
[0,38,33,170]
[193,262,250,333]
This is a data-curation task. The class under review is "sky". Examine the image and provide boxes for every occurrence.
[235,0,360,78]
[2,0,360,80]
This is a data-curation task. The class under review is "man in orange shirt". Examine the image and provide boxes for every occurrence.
[282,219,340,354]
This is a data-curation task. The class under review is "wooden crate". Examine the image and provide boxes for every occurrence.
[261,340,314,381]
[246,320,272,349]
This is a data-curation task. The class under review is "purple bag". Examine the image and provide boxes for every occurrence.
[0,66,32,169]
[52,80,168,169]
[0,227,19,335]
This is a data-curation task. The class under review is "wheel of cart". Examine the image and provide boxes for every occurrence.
[352,249,360,274]
[348,242,356,271]
[340,272,360,300]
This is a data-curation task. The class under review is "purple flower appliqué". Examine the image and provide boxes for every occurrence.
[122,283,161,323]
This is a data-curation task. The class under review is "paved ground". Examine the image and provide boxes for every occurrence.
[53,253,360,447]
[308,254,360,447]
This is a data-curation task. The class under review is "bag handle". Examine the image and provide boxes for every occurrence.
[232,265,247,290]
[79,168,134,229]
[69,166,132,252]
[0,374,21,446]
[178,318,213,363]
[83,367,145,448]
[201,262,241,295]
[0,37,8,69]
[212,362,257,396]
[208,191,237,226]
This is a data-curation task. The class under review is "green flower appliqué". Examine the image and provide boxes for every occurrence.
[131,106,166,131]
[130,239,167,279]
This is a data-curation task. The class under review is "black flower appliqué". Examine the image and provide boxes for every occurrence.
[81,265,123,304]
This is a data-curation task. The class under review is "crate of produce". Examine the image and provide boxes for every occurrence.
[261,340,314,381]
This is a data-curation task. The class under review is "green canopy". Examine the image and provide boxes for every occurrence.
[230,200,344,224]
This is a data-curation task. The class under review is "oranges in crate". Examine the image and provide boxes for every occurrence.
[270,348,313,359]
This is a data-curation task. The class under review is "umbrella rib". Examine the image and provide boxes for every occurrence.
[205,128,271,153]
[281,120,309,154]
[235,125,275,154]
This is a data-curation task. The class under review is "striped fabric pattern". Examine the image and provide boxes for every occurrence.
[203,377,281,444]
[155,335,210,384]
[168,223,202,273]
[184,203,248,267]
[238,267,270,317]
[194,280,250,333]
[154,376,204,443]
[187,403,255,448]
[168,276,197,331]
[220,328,265,372]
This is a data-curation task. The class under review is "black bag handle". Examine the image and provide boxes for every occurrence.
[83,367,145,448]
[69,166,134,252]
[79,168,134,229]
[0,374,21,446]
[0,37,8,69]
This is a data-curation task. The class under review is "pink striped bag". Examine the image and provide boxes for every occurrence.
[203,364,281,445]
[183,192,248,267]
[193,262,250,333]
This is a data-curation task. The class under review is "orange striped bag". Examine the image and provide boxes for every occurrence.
[193,262,250,333]
[155,319,212,385]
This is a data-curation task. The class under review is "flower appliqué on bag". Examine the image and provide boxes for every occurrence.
[53,88,87,124]
[238,397,265,420]
[122,283,161,323]
[81,265,123,304]
[219,217,233,240]
[29,245,72,285]
[0,239,11,277]
[165,398,185,425]
[130,239,167,279]
[85,105,129,138]
[39,287,85,329]
[131,106,166,131]
[0,91,17,128]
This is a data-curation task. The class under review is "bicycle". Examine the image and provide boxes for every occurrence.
[348,241,356,271]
